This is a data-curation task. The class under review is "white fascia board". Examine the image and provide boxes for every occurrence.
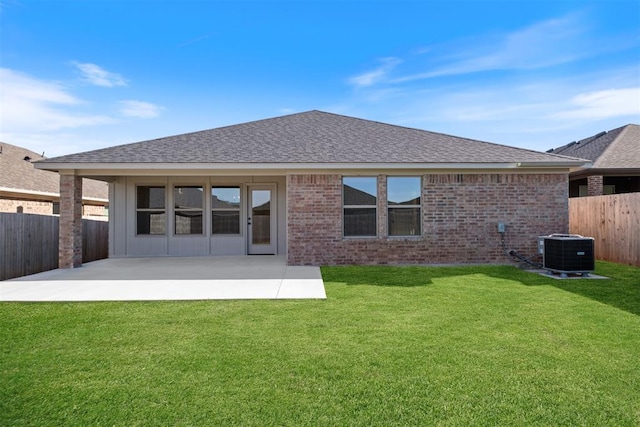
[36,161,519,170]
[83,196,110,203]
[516,160,592,172]
[35,161,584,175]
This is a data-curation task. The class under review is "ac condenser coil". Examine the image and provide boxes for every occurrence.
[542,234,595,277]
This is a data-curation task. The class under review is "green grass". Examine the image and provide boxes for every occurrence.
[1,261,639,426]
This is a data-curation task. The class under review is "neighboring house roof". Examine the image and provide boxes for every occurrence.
[174,186,205,209]
[212,196,239,209]
[36,111,587,172]
[0,141,108,202]
[344,185,377,206]
[548,124,640,171]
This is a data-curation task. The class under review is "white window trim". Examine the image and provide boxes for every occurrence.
[135,185,167,236]
[173,184,205,236]
[342,176,378,238]
[387,176,422,238]
[211,186,242,235]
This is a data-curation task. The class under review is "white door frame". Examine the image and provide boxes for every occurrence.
[247,184,277,255]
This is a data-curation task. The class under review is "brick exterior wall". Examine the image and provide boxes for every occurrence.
[287,173,569,266]
[0,198,107,217]
[59,175,83,268]
[83,204,107,217]
[0,198,53,214]
[587,175,604,196]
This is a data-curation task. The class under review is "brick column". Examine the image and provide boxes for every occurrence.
[587,175,603,196]
[59,174,83,268]
[377,175,387,238]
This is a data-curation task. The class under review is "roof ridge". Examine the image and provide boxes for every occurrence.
[595,124,632,167]
[0,141,46,160]
[547,123,632,154]
[306,111,585,160]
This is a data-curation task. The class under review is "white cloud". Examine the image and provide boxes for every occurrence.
[348,57,401,88]
[0,68,168,157]
[349,66,640,152]
[119,100,164,118]
[552,88,640,120]
[72,61,127,87]
[396,14,592,82]
[0,130,117,158]
[0,68,113,133]
[177,33,213,48]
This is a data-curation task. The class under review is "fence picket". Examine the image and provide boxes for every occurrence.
[569,193,640,267]
[0,213,108,280]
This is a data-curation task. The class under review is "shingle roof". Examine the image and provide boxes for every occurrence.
[38,111,584,166]
[344,185,377,206]
[548,124,640,169]
[0,142,108,200]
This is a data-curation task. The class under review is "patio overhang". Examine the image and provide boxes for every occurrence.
[34,160,591,181]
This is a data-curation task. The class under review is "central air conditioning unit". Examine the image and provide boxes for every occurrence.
[539,234,595,277]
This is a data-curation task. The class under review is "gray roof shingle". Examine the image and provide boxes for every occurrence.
[0,142,108,199]
[39,110,584,165]
[549,124,640,169]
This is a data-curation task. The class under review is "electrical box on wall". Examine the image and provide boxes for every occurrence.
[497,222,505,233]
[537,236,545,255]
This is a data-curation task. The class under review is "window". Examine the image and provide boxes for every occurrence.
[387,177,421,236]
[174,185,204,235]
[212,187,241,234]
[343,177,377,237]
[578,185,588,197]
[136,186,166,235]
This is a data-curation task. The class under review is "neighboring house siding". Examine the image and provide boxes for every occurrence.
[83,204,108,217]
[287,173,568,265]
[1,141,109,217]
[0,198,53,215]
[0,198,107,217]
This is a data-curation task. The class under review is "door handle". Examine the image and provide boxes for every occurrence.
[247,218,252,225]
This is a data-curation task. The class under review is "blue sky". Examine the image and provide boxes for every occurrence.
[1,0,639,158]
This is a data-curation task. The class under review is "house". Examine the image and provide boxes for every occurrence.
[0,141,108,217]
[35,110,588,268]
[547,124,640,197]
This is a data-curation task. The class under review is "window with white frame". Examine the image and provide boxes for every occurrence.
[343,177,377,237]
[387,177,421,236]
[174,185,204,235]
[136,185,166,235]
[211,186,241,234]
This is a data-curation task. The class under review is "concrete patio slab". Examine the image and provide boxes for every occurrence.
[0,256,326,301]
[527,269,608,280]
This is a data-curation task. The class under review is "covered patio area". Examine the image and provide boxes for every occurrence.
[0,256,326,301]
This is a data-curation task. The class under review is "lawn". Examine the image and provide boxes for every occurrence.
[1,261,639,426]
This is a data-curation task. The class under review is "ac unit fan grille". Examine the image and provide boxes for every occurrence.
[543,237,594,272]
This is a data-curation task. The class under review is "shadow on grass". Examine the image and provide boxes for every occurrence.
[321,262,640,317]
[523,261,640,318]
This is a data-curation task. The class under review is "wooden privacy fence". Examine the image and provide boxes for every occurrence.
[0,213,109,281]
[83,218,109,263]
[569,193,640,267]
